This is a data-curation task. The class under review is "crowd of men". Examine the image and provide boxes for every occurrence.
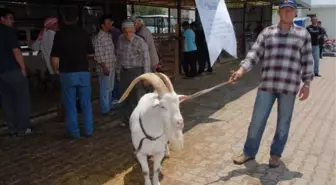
[0,8,164,138]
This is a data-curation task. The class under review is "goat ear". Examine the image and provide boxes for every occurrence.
[177,95,188,102]
[152,98,161,107]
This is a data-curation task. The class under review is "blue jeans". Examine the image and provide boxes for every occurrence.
[98,70,115,114]
[312,45,320,74]
[243,90,296,157]
[59,72,93,137]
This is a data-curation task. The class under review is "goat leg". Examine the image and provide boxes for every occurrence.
[164,143,170,158]
[136,153,152,185]
[152,152,165,185]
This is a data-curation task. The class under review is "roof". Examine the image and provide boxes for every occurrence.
[0,0,311,9]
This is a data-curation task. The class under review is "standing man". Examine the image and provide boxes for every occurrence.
[93,15,117,115]
[317,21,328,59]
[110,20,122,101]
[0,8,32,136]
[133,17,160,72]
[116,19,150,127]
[51,11,94,138]
[182,21,198,78]
[230,0,314,168]
[306,16,322,77]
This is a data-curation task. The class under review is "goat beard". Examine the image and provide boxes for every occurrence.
[168,130,184,151]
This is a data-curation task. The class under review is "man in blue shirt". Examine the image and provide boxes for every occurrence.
[182,21,198,78]
[0,8,32,136]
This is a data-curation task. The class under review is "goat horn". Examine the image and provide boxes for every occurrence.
[155,72,174,93]
[118,73,168,103]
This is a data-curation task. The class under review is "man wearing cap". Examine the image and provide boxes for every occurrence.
[32,17,59,75]
[306,16,323,77]
[230,0,314,168]
[133,17,160,72]
[116,19,151,127]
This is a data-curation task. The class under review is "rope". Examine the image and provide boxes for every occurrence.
[180,80,232,103]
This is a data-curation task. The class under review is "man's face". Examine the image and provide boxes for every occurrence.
[102,19,113,31]
[278,7,297,24]
[134,22,141,30]
[123,27,135,40]
[0,13,14,27]
[51,22,59,31]
[311,17,318,25]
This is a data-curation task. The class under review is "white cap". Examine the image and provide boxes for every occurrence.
[122,19,135,29]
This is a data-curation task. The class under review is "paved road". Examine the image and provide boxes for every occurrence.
[0,58,334,185]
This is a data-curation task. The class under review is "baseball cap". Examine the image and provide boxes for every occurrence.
[279,0,297,9]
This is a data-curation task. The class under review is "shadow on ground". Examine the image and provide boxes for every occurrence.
[205,160,302,185]
[0,61,261,185]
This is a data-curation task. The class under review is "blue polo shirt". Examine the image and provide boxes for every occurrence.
[0,24,21,74]
[183,29,197,52]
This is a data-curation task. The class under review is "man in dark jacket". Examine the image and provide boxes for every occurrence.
[0,8,32,137]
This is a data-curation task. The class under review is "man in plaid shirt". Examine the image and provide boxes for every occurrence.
[230,0,314,168]
[116,19,151,127]
[93,15,117,115]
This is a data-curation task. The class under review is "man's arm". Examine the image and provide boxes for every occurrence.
[300,32,314,85]
[50,31,61,74]
[140,40,151,73]
[93,37,108,69]
[9,30,26,75]
[239,28,267,73]
[323,27,328,38]
[115,36,122,75]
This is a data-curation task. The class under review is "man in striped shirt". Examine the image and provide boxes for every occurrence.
[230,0,314,168]
[116,19,151,127]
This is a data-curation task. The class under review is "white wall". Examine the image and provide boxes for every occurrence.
[299,7,336,38]
[310,0,336,7]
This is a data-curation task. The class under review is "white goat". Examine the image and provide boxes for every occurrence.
[118,72,187,185]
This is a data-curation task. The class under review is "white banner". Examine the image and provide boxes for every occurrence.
[195,0,237,66]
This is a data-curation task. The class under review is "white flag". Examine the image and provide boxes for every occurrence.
[195,0,237,66]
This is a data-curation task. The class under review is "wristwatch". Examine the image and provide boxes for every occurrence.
[303,84,310,88]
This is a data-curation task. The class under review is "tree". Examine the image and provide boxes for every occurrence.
[132,5,167,16]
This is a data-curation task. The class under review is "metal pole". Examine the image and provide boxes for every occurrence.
[131,3,135,14]
[177,0,182,75]
[168,8,171,33]
[242,2,247,56]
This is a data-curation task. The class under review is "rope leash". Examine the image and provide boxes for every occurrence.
[180,80,233,103]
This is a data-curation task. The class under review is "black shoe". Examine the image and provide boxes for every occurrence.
[315,74,322,77]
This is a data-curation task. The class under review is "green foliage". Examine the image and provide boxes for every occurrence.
[133,5,167,16]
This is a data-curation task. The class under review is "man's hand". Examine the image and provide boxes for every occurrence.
[116,72,120,81]
[21,69,27,77]
[229,67,245,84]
[102,66,110,76]
[298,85,310,101]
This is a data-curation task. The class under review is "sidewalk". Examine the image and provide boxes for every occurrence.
[0,58,334,185]
[109,57,336,185]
